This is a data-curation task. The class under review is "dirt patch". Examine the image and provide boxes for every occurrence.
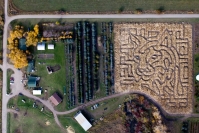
[114,23,193,114]
[37,54,54,59]
[51,65,61,72]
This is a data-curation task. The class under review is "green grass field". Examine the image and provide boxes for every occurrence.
[34,41,67,111]
[12,0,199,12]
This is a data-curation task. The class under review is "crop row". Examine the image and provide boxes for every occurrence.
[65,43,75,108]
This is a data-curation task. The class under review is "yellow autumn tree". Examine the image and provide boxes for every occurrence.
[25,24,39,47]
[7,25,28,68]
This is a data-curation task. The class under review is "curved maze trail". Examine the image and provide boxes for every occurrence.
[114,23,193,114]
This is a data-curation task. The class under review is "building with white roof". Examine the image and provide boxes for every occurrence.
[33,90,42,95]
[48,44,54,49]
[37,42,45,50]
[74,111,92,131]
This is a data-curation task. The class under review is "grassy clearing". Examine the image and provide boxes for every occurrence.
[7,96,63,133]
[33,41,67,111]
[85,95,128,119]
[7,69,14,94]
[12,0,199,12]
[58,115,87,133]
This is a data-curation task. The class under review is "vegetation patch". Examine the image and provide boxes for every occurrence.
[11,0,199,13]
[7,69,14,94]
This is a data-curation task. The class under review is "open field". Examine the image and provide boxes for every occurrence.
[114,23,193,114]
[12,0,199,13]
[85,95,127,119]
[7,96,62,133]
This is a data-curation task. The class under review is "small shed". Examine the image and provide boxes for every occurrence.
[49,93,62,106]
[33,90,42,95]
[37,42,45,50]
[28,76,37,88]
[19,38,27,51]
[48,44,54,49]
[74,111,92,131]
[27,60,34,73]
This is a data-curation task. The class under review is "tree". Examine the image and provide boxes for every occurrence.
[25,24,39,47]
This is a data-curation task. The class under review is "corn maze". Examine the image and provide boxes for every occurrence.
[114,23,193,114]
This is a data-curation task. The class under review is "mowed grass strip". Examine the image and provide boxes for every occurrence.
[12,0,199,12]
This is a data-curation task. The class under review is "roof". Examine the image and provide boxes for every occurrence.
[33,90,41,95]
[28,76,37,87]
[49,93,62,106]
[27,60,34,73]
[48,44,54,49]
[37,42,45,50]
[19,38,27,51]
[74,112,92,131]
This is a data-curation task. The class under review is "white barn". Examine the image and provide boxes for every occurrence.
[74,112,92,131]
[48,44,54,49]
[37,42,45,50]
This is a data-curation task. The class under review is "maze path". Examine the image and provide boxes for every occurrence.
[114,23,193,114]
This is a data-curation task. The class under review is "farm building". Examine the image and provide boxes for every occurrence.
[48,44,54,49]
[19,38,27,51]
[28,76,37,88]
[33,90,42,95]
[27,60,35,73]
[74,111,92,131]
[49,93,62,106]
[37,42,45,50]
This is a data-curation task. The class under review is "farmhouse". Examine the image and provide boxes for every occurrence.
[74,111,92,131]
[37,42,45,50]
[19,38,27,51]
[27,76,37,88]
[49,93,62,106]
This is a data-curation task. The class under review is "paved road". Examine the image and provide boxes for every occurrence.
[2,0,199,133]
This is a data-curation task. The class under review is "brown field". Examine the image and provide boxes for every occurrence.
[114,23,193,114]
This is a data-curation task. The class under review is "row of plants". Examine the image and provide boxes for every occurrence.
[101,22,114,96]
[65,43,75,108]
[75,22,99,103]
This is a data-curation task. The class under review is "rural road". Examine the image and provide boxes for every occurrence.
[2,0,199,133]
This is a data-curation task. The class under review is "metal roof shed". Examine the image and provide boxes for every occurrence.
[33,90,41,95]
[74,112,92,131]
[37,42,45,50]
[48,44,54,49]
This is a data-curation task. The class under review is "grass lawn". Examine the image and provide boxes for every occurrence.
[85,94,128,119]
[12,0,199,12]
[58,114,87,133]
[34,41,67,111]
[7,69,14,94]
[7,96,62,133]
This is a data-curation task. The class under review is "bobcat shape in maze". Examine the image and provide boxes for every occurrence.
[114,23,193,114]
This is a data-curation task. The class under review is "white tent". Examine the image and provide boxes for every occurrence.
[37,42,45,50]
[33,90,42,95]
[74,112,92,131]
[48,44,54,49]
[196,74,199,81]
